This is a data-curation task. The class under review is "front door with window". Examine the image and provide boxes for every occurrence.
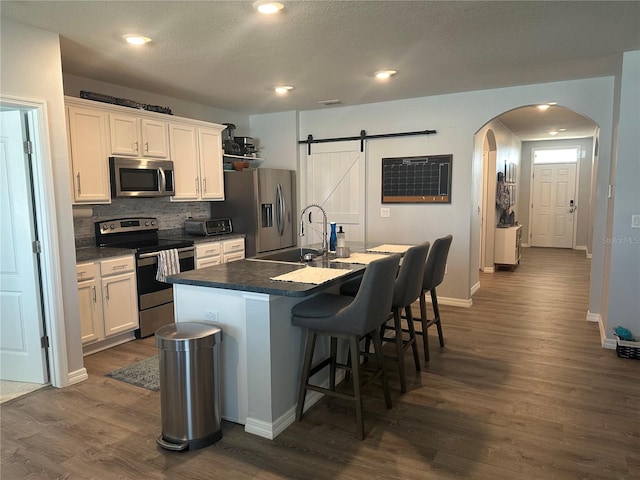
[531,162,577,248]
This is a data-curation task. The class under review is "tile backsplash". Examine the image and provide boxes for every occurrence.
[74,198,211,247]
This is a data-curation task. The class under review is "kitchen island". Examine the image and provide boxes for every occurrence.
[166,254,367,440]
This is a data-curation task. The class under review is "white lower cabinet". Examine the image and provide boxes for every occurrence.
[77,262,103,344]
[195,241,222,269]
[222,238,245,263]
[77,255,139,346]
[195,238,244,269]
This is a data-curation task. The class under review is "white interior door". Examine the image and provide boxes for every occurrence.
[0,109,48,383]
[303,141,365,245]
[531,163,577,248]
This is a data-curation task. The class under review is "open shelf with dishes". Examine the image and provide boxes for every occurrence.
[223,154,264,171]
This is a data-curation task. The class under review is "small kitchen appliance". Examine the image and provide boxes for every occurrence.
[222,123,241,155]
[184,218,233,237]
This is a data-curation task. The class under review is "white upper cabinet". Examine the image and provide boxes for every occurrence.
[109,113,169,159]
[170,122,225,201]
[198,127,224,200]
[66,105,111,204]
[64,96,225,204]
[170,122,199,200]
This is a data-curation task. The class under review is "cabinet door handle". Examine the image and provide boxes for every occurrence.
[195,177,199,194]
[145,142,149,153]
[76,173,81,194]
[203,177,207,193]
[105,284,109,301]
[134,141,139,153]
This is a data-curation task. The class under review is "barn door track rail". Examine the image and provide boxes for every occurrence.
[299,128,437,154]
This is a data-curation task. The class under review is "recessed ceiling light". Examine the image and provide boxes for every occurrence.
[537,102,557,111]
[549,130,559,135]
[274,85,294,95]
[254,1,284,14]
[123,34,152,45]
[318,99,341,106]
[375,70,397,80]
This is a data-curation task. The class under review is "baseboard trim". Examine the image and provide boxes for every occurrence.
[575,245,587,251]
[244,372,344,439]
[424,295,472,308]
[588,311,617,350]
[67,367,88,386]
[586,311,600,323]
[82,331,136,357]
[470,282,481,296]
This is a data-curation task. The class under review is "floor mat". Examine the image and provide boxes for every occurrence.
[106,355,159,391]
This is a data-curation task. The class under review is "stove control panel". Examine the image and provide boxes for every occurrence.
[95,217,158,235]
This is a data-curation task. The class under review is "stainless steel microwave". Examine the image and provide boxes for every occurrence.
[109,157,175,198]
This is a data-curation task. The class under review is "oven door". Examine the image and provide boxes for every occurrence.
[135,247,194,337]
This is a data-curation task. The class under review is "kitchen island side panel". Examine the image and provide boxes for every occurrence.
[172,284,249,425]
[172,283,330,439]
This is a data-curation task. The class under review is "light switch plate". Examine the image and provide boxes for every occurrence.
[381,207,390,218]
[632,215,640,229]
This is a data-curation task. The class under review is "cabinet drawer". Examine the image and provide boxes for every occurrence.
[223,239,244,254]
[223,251,244,263]
[100,256,135,276]
[196,242,222,259]
[196,256,222,269]
[76,262,97,281]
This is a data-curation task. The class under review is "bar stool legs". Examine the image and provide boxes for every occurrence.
[296,329,392,440]
[419,287,446,362]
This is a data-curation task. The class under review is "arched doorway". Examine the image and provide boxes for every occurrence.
[475,104,599,273]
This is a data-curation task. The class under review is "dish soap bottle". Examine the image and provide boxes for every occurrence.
[329,222,337,252]
[337,226,346,248]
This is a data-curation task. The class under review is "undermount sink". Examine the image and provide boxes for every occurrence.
[248,247,323,264]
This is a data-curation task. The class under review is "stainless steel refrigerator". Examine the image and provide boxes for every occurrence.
[210,169,296,257]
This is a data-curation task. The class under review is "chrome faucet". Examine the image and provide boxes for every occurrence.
[299,203,328,255]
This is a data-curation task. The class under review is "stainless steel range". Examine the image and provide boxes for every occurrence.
[95,217,195,338]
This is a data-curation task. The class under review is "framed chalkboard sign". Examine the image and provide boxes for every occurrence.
[381,154,452,203]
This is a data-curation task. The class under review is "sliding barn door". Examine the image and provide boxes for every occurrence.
[304,141,365,245]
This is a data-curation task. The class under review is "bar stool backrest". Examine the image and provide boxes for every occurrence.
[422,235,453,292]
[348,254,401,336]
[392,242,430,307]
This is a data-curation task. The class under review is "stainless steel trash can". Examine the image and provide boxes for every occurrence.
[155,322,223,451]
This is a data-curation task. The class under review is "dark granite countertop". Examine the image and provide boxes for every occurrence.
[166,242,410,297]
[76,246,135,263]
[166,257,366,297]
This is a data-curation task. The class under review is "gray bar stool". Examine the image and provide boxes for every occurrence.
[292,254,401,440]
[341,243,430,393]
[380,241,430,392]
[418,235,453,362]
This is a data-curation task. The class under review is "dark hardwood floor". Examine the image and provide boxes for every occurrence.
[2,247,639,479]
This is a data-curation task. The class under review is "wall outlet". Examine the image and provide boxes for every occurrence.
[203,311,219,322]
[381,207,390,218]
[632,215,640,229]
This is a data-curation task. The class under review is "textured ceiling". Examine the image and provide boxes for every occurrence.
[2,1,639,138]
